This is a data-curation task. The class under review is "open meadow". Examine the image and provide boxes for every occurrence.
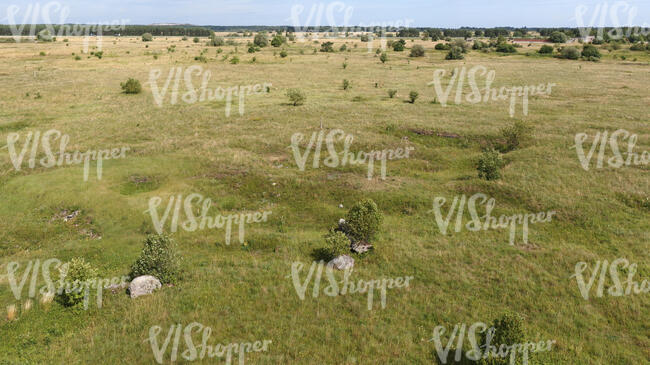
[0,34,648,364]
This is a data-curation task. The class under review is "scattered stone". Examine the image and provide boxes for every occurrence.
[329,255,354,270]
[339,204,344,209]
[351,242,373,254]
[64,210,80,222]
[128,276,161,299]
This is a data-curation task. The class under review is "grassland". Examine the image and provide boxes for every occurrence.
[0,35,648,364]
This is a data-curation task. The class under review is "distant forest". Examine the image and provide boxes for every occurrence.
[0,24,646,42]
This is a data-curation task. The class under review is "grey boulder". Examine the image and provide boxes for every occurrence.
[329,255,354,270]
[128,275,162,299]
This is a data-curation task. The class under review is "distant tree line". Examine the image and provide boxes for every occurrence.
[0,25,213,37]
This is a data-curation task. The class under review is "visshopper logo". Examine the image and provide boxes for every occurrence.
[147,322,271,364]
[427,321,556,364]
[288,261,413,310]
[574,1,649,41]
[5,129,129,181]
[429,193,556,246]
[3,1,127,51]
[573,129,648,171]
[428,66,555,118]
[148,66,271,116]
[571,258,649,300]
[290,129,414,180]
[145,194,272,245]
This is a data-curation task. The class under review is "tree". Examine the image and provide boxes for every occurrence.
[393,39,406,51]
[549,31,568,43]
[320,41,334,52]
[538,44,554,54]
[445,46,464,60]
[409,44,425,57]
[254,32,268,47]
[379,52,388,63]
[271,34,285,47]
[286,89,306,106]
[582,44,601,59]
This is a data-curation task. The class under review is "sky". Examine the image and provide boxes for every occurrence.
[0,0,649,28]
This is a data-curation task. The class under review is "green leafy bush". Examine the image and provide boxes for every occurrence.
[538,44,554,54]
[496,42,517,53]
[193,37,199,43]
[446,46,464,60]
[388,89,397,98]
[254,33,268,47]
[409,44,425,57]
[342,79,351,90]
[499,121,533,152]
[435,43,451,50]
[37,29,53,42]
[477,313,526,365]
[477,149,504,180]
[582,44,601,59]
[230,55,240,64]
[325,230,351,258]
[271,34,285,47]
[629,42,647,51]
[393,39,406,51]
[548,31,567,43]
[341,199,383,244]
[380,52,388,63]
[339,44,347,52]
[286,88,306,106]
[560,46,580,60]
[408,91,419,103]
[208,35,225,47]
[120,78,142,94]
[280,49,288,58]
[56,258,98,308]
[320,41,334,52]
[142,33,153,42]
[129,234,181,284]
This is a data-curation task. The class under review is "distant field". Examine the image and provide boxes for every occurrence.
[0,35,648,364]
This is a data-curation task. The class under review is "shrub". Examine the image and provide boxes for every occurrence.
[629,42,647,51]
[339,44,347,52]
[209,36,225,47]
[499,120,533,152]
[253,33,268,47]
[325,230,351,258]
[477,313,526,364]
[74,55,81,60]
[37,29,53,42]
[435,43,451,50]
[451,39,469,53]
[182,36,188,41]
[342,62,348,69]
[409,44,425,57]
[230,55,240,64]
[39,51,46,56]
[408,91,419,103]
[477,148,504,180]
[379,52,388,63]
[496,42,517,53]
[56,258,98,308]
[286,88,306,106]
[582,44,601,59]
[388,89,397,98]
[445,46,464,60]
[271,34,285,47]
[472,40,488,50]
[142,33,153,42]
[360,34,369,42]
[341,199,383,244]
[342,79,351,90]
[320,41,334,52]
[129,234,181,284]
[538,44,554,54]
[548,31,567,43]
[280,49,288,58]
[94,51,103,59]
[393,39,405,51]
[560,46,580,59]
[120,78,142,94]
[193,37,199,43]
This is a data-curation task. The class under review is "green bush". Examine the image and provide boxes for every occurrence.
[271,34,285,47]
[37,29,53,42]
[582,44,601,59]
[320,41,334,52]
[325,230,351,258]
[499,120,533,152]
[193,37,199,43]
[538,44,554,54]
[339,44,347,52]
[142,33,153,42]
[477,149,504,180]
[445,46,464,60]
[342,79,351,90]
[379,52,388,63]
[286,88,306,106]
[56,258,98,308]
[408,91,419,103]
[230,55,240,64]
[388,89,397,98]
[409,44,425,57]
[477,313,526,365]
[548,31,567,43]
[39,51,46,56]
[451,39,469,53]
[473,40,488,50]
[341,199,383,244]
[94,51,103,59]
[129,234,181,284]
[74,55,81,61]
[629,42,647,51]
[435,43,451,50]
[120,78,142,94]
[360,34,369,42]
[393,39,406,51]
[208,35,225,47]
[254,33,268,47]
[560,46,580,60]
[280,49,288,58]
[496,42,517,53]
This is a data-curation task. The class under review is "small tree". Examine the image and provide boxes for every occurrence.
[342,79,351,90]
[560,46,580,60]
[408,91,419,103]
[254,32,268,47]
[121,78,142,94]
[280,49,288,58]
[538,44,554,54]
[130,234,181,284]
[549,31,568,43]
[477,149,504,180]
[56,258,98,308]
[325,230,351,258]
[193,37,199,43]
[142,33,153,42]
[445,46,464,60]
[499,120,533,152]
[582,44,601,59]
[379,52,388,63]
[388,89,397,98]
[393,39,406,51]
[286,88,306,106]
[435,43,451,50]
[409,44,425,57]
[37,29,53,42]
[271,34,285,47]
[340,199,383,244]
[320,41,334,52]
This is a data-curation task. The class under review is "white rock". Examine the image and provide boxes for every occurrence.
[329,255,354,270]
[128,275,162,299]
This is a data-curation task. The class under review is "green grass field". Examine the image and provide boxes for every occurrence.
[0,35,648,364]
